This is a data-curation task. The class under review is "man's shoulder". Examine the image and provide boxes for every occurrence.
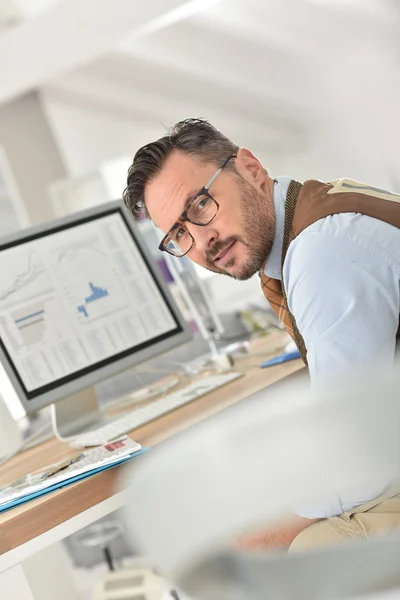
[299,177,356,196]
[285,212,374,276]
[301,177,400,201]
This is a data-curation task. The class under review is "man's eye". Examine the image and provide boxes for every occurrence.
[174,227,186,241]
[197,197,210,210]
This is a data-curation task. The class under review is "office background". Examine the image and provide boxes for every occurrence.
[0,1,399,598]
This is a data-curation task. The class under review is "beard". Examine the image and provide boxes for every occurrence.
[205,177,275,280]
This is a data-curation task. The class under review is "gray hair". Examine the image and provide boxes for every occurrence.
[122,118,239,218]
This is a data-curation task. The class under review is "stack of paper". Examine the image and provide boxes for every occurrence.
[0,436,146,512]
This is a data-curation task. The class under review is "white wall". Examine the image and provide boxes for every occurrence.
[0,92,70,419]
[0,92,68,225]
[41,89,165,179]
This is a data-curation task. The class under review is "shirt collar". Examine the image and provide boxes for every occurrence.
[263,176,291,280]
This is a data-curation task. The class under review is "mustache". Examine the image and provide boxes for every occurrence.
[205,236,241,266]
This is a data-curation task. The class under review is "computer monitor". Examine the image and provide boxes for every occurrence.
[0,201,191,439]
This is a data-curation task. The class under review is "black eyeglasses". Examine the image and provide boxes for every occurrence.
[159,155,236,257]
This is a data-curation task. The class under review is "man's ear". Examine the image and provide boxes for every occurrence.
[235,147,265,189]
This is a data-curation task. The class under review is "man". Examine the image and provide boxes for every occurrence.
[123,118,400,551]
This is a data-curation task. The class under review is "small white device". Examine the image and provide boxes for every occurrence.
[0,392,21,459]
[91,567,169,600]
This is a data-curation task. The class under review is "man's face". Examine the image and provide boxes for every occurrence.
[145,149,276,280]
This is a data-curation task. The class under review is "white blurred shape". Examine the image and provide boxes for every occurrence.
[0,387,22,458]
[135,0,223,36]
[121,362,400,577]
[0,360,25,420]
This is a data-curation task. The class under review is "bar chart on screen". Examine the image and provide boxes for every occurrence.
[0,213,176,392]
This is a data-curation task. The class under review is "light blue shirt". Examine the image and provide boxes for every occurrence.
[265,177,400,518]
[265,177,400,381]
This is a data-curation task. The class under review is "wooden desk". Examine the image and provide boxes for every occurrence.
[0,332,303,574]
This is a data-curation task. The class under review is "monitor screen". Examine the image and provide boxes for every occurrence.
[0,206,184,403]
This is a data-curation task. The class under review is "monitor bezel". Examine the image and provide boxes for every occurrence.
[0,201,191,415]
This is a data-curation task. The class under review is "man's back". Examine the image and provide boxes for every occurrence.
[285,210,400,381]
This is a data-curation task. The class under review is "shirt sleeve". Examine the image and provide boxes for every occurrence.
[283,226,400,518]
[284,229,400,382]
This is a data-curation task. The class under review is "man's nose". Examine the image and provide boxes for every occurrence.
[187,222,218,254]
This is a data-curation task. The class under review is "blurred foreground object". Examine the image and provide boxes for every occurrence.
[121,362,400,598]
[177,534,400,600]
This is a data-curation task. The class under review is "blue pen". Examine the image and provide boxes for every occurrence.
[260,350,301,369]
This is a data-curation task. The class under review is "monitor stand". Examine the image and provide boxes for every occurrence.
[51,387,109,442]
[50,371,186,443]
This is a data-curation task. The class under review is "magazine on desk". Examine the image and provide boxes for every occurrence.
[0,436,146,512]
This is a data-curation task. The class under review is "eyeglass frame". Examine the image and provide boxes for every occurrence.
[158,154,237,257]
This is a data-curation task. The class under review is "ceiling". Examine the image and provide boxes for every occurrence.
[2,0,400,182]
[0,0,62,23]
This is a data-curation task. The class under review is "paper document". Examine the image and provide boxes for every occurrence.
[0,436,141,507]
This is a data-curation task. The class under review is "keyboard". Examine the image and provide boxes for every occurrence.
[70,371,243,448]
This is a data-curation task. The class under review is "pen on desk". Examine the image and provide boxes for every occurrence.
[259,350,301,369]
[26,453,84,484]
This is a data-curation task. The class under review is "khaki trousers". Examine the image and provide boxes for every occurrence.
[289,491,400,552]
